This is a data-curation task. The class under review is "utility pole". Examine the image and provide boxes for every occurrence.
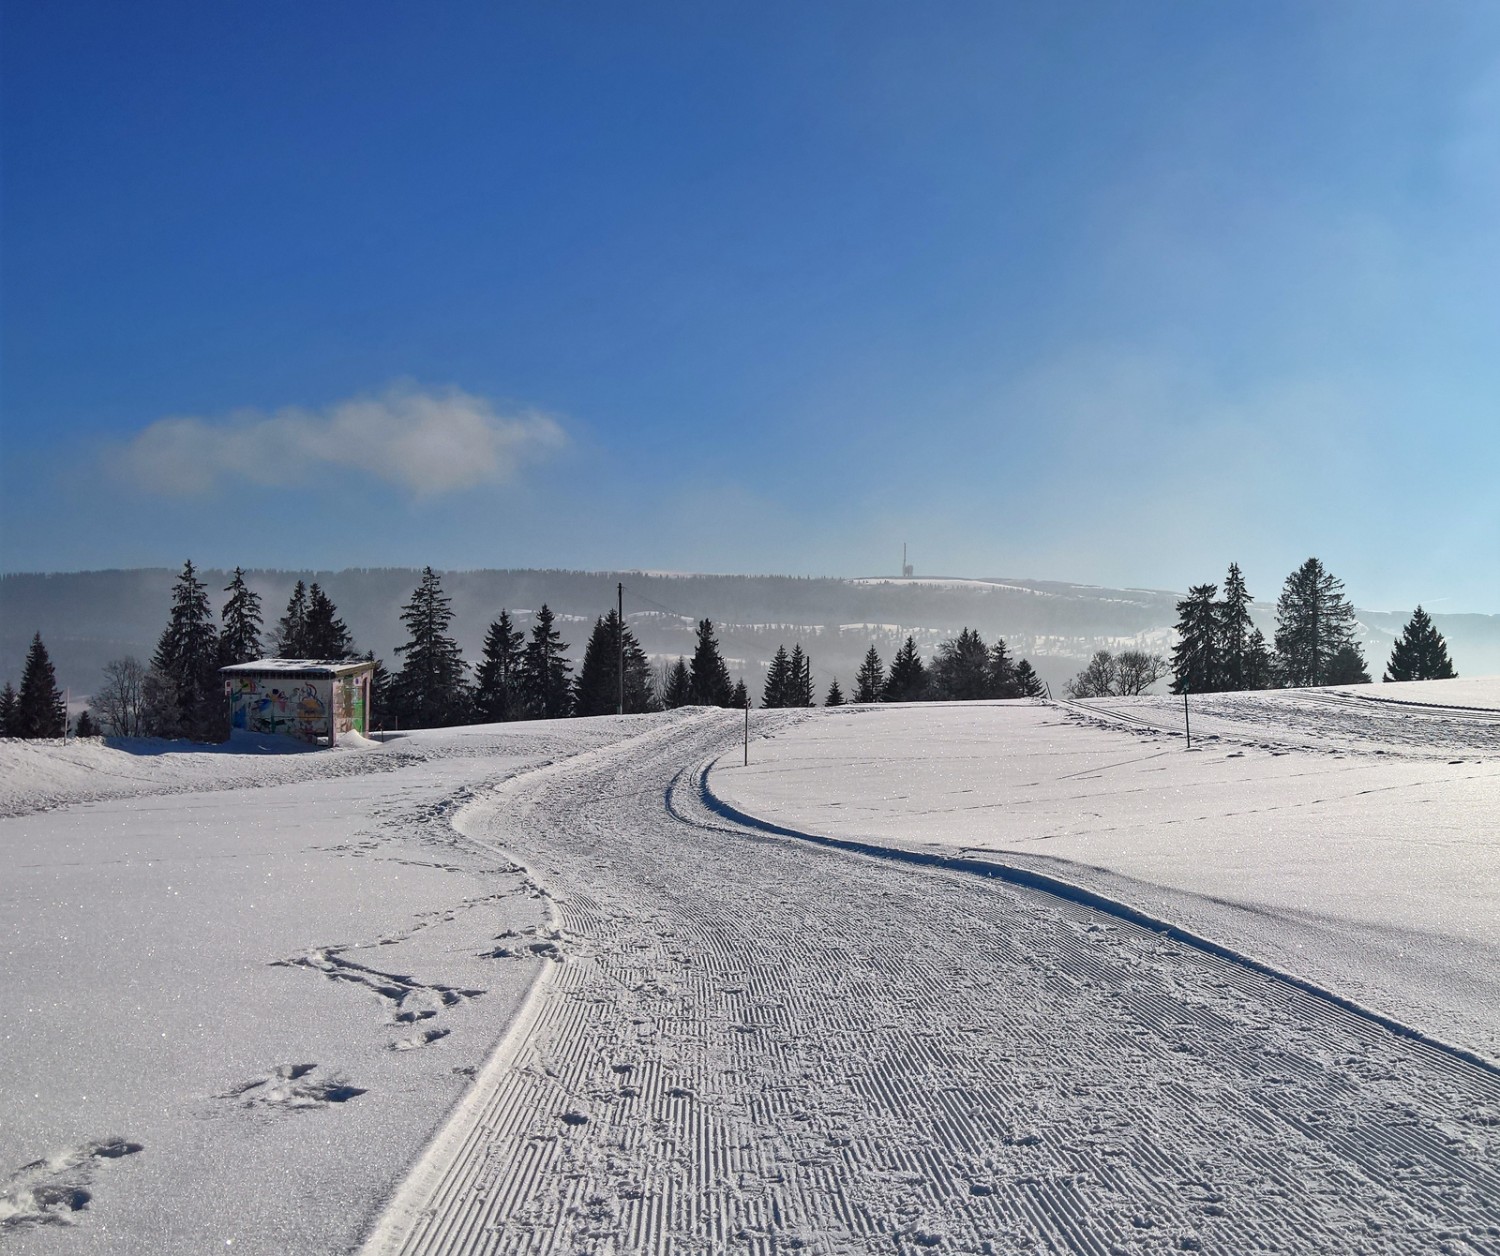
[617,582,625,717]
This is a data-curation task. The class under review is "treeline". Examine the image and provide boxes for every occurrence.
[760,630,1046,707]
[1163,557,1455,696]
[5,556,1459,743]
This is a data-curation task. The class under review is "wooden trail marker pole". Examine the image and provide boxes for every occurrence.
[744,696,749,767]
[1183,685,1191,750]
[616,582,624,717]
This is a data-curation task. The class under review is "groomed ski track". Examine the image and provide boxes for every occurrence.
[364,709,1500,1256]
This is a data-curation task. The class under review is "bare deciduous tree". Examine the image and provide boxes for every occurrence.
[1114,650,1169,696]
[1064,649,1168,699]
[1064,650,1117,699]
[92,656,149,737]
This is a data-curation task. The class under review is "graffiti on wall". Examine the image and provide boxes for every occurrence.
[229,677,331,743]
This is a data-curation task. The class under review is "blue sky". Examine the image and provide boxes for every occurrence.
[3,1,1497,612]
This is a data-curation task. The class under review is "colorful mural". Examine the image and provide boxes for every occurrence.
[225,664,371,744]
[229,677,331,743]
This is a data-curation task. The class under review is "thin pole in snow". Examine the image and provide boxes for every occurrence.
[617,582,625,717]
[744,694,749,767]
[1183,685,1191,750]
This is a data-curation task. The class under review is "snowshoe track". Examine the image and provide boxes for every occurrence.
[366,712,1500,1256]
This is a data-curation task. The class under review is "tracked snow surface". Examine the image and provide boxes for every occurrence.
[3,686,1499,1254]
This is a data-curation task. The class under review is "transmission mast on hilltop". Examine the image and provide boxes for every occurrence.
[902,544,914,578]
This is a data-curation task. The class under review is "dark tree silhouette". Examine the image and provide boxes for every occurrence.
[689,619,735,707]
[574,610,654,716]
[391,567,470,728]
[1012,659,1045,698]
[152,561,225,740]
[1215,563,1256,692]
[473,611,526,722]
[1171,584,1220,695]
[853,645,885,703]
[987,637,1018,698]
[1275,558,1358,687]
[663,658,693,709]
[219,568,264,666]
[1326,642,1372,685]
[16,632,67,738]
[929,627,991,700]
[787,644,814,708]
[1384,607,1457,682]
[274,580,310,656]
[762,645,792,709]
[883,635,928,702]
[303,583,356,658]
[520,604,573,719]
[825,678,845,707]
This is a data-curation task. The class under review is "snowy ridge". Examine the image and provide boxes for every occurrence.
[695,756,1500,1077]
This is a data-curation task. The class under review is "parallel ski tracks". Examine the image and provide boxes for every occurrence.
[366,712,1500,1256]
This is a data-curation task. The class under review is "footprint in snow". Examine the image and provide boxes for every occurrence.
[220,1063,366,1109]
[0,1138,143,1231]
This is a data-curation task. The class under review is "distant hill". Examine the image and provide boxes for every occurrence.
[3,568,1497,702]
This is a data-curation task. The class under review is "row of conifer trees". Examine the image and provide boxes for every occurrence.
[1169,558,1456,695]
[4,559,1461,741]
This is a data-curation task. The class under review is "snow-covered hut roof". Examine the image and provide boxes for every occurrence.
[219,658,373,678]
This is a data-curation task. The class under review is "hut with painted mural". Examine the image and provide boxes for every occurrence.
[221,658,374,745]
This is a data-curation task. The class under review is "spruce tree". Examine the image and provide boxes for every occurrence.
[152,561,225,740]
[1274,558,1358,687]
[1171,584,1220,695]
[788,645,816,707]
[1243,628,1275,691]
[1326,642,1372,685]
[853,645,885,704]
[520,604,573,719]
[663,658,693,709]
[574,610,654,717]
[731,678,749,709]
[75,710,99,738]
[1384,607,1457,682]
[825,679,845,707]
[274,581,310,657]
[762,645,792,708]
[219,567,265,666]
[883,636,928,702]
[1214,563,1256,692]
[17,632,67,738]
[1013,659,1045,698]
[473,611,526,722]
[303,584,356,658]
[689,619,735,708]
[987,637,1018,698]
[0,682,18,735]
[391,567,471,727]
[929,628,990,701]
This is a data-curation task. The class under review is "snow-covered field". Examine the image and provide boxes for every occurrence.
[4,685,1499,1254]
[713,680,1500,1063]
[0,718,658,1253]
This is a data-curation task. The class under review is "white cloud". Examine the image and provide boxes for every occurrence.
[118,383,568,497]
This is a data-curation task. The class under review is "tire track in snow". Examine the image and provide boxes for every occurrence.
[365,712,1500,1256]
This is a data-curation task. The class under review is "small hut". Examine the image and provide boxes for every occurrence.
[221,658,375,746]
